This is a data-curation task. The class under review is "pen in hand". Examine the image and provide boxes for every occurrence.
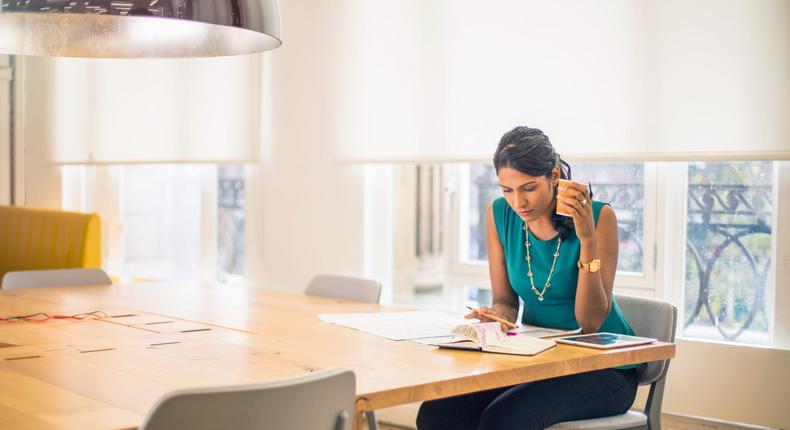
[465,306,518,329]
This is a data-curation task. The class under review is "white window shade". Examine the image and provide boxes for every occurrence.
[333,0,790,162]
[35,54,261,164]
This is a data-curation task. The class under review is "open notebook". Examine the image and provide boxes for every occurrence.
[432,322,556,356]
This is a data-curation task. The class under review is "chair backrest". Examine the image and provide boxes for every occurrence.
[0,205,102,281]
[140,368,356,430]
[305,274,381,303]
[615,294,677,385]
[1,269,112,290]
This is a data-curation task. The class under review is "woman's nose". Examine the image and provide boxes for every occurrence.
[513,190,527,207]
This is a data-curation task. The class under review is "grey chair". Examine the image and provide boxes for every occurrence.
[305,274,381,429]
[140,368,356,430]
[305,274,382,304]
[545,295,677,430]
[0,268,112,290]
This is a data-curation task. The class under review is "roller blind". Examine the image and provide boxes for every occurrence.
[333,0,790,162]
[35,54,261,164]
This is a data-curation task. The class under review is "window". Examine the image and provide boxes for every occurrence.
[572,163,646,274]
[62,164,246,283]
[681,161,774,345]
[218,165,246,282]
[461,162,647,276]
[393,160,785,347]
[119,165,205,280]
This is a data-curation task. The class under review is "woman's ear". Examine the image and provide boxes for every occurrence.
[551,166,560,184]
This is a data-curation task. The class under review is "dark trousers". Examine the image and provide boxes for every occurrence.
[416,368,638,430]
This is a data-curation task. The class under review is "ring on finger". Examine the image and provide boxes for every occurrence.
[580,198,587,206]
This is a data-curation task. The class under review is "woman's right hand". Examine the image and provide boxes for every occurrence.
[465,305,515,332]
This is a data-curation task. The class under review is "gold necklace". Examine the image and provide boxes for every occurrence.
[523,223,562,302]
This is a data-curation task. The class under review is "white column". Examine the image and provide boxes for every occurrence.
[363,164,395,304]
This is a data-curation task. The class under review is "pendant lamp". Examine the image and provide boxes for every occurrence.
[0,0,281,58]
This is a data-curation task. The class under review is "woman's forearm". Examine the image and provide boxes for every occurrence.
[574,238,610,332]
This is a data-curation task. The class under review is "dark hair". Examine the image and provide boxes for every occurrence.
[493,126,575,239]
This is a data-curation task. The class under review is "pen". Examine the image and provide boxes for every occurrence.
[465,306,518,329]
[588,181,593,199]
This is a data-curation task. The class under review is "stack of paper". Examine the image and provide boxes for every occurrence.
[318,311,469,340]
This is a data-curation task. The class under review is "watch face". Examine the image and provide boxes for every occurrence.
[590,260,601,272]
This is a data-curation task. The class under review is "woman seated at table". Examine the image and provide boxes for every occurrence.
[417,126,638,430]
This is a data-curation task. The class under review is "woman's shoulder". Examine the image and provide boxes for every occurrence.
[592,200,614,225]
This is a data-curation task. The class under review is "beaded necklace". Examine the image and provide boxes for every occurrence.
[523,223,562,301]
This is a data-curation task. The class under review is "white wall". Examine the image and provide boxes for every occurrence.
[243,0,367,293]
[19,57,61,209]
[647,340,790,428]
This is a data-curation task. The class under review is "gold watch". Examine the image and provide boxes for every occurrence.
[578,259,601,273]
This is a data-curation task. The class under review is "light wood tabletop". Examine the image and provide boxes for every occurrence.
[0,282,675,430]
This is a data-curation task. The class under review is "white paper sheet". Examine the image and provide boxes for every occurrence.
[318,311,470,341]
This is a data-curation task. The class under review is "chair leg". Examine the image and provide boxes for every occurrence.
[365,411,379,430]
[646,373,669,430]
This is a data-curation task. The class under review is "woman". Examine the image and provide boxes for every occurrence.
[417,126,638,430]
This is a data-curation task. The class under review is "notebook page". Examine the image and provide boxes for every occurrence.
[451,322,505,345]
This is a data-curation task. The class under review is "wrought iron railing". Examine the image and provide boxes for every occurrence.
[685,184,772,341]
[217,177,245,276]
[218,178,245,209]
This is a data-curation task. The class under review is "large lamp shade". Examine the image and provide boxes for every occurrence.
[0,0,282,58]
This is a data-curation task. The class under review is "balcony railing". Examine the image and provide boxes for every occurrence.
[685,184,772,342]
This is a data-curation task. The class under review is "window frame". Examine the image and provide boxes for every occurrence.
[61,164,246,284]
[447,160,790,349]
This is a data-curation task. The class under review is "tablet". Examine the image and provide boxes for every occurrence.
[555,332,656,349]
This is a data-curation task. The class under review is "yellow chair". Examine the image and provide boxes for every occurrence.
[0,205,102,281]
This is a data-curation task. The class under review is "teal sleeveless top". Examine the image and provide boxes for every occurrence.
[492,197,634,336]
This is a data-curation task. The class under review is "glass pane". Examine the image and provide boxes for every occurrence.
[468,163,500,261]
[683,161,773,345]
[217,166,246,279]
[466,162,644,274]
[122,165,203,280]
[572,163,644,273]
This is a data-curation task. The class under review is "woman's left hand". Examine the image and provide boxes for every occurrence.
[557,182,596,242]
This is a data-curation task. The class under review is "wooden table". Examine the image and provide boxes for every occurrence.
[0,282,675,430]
